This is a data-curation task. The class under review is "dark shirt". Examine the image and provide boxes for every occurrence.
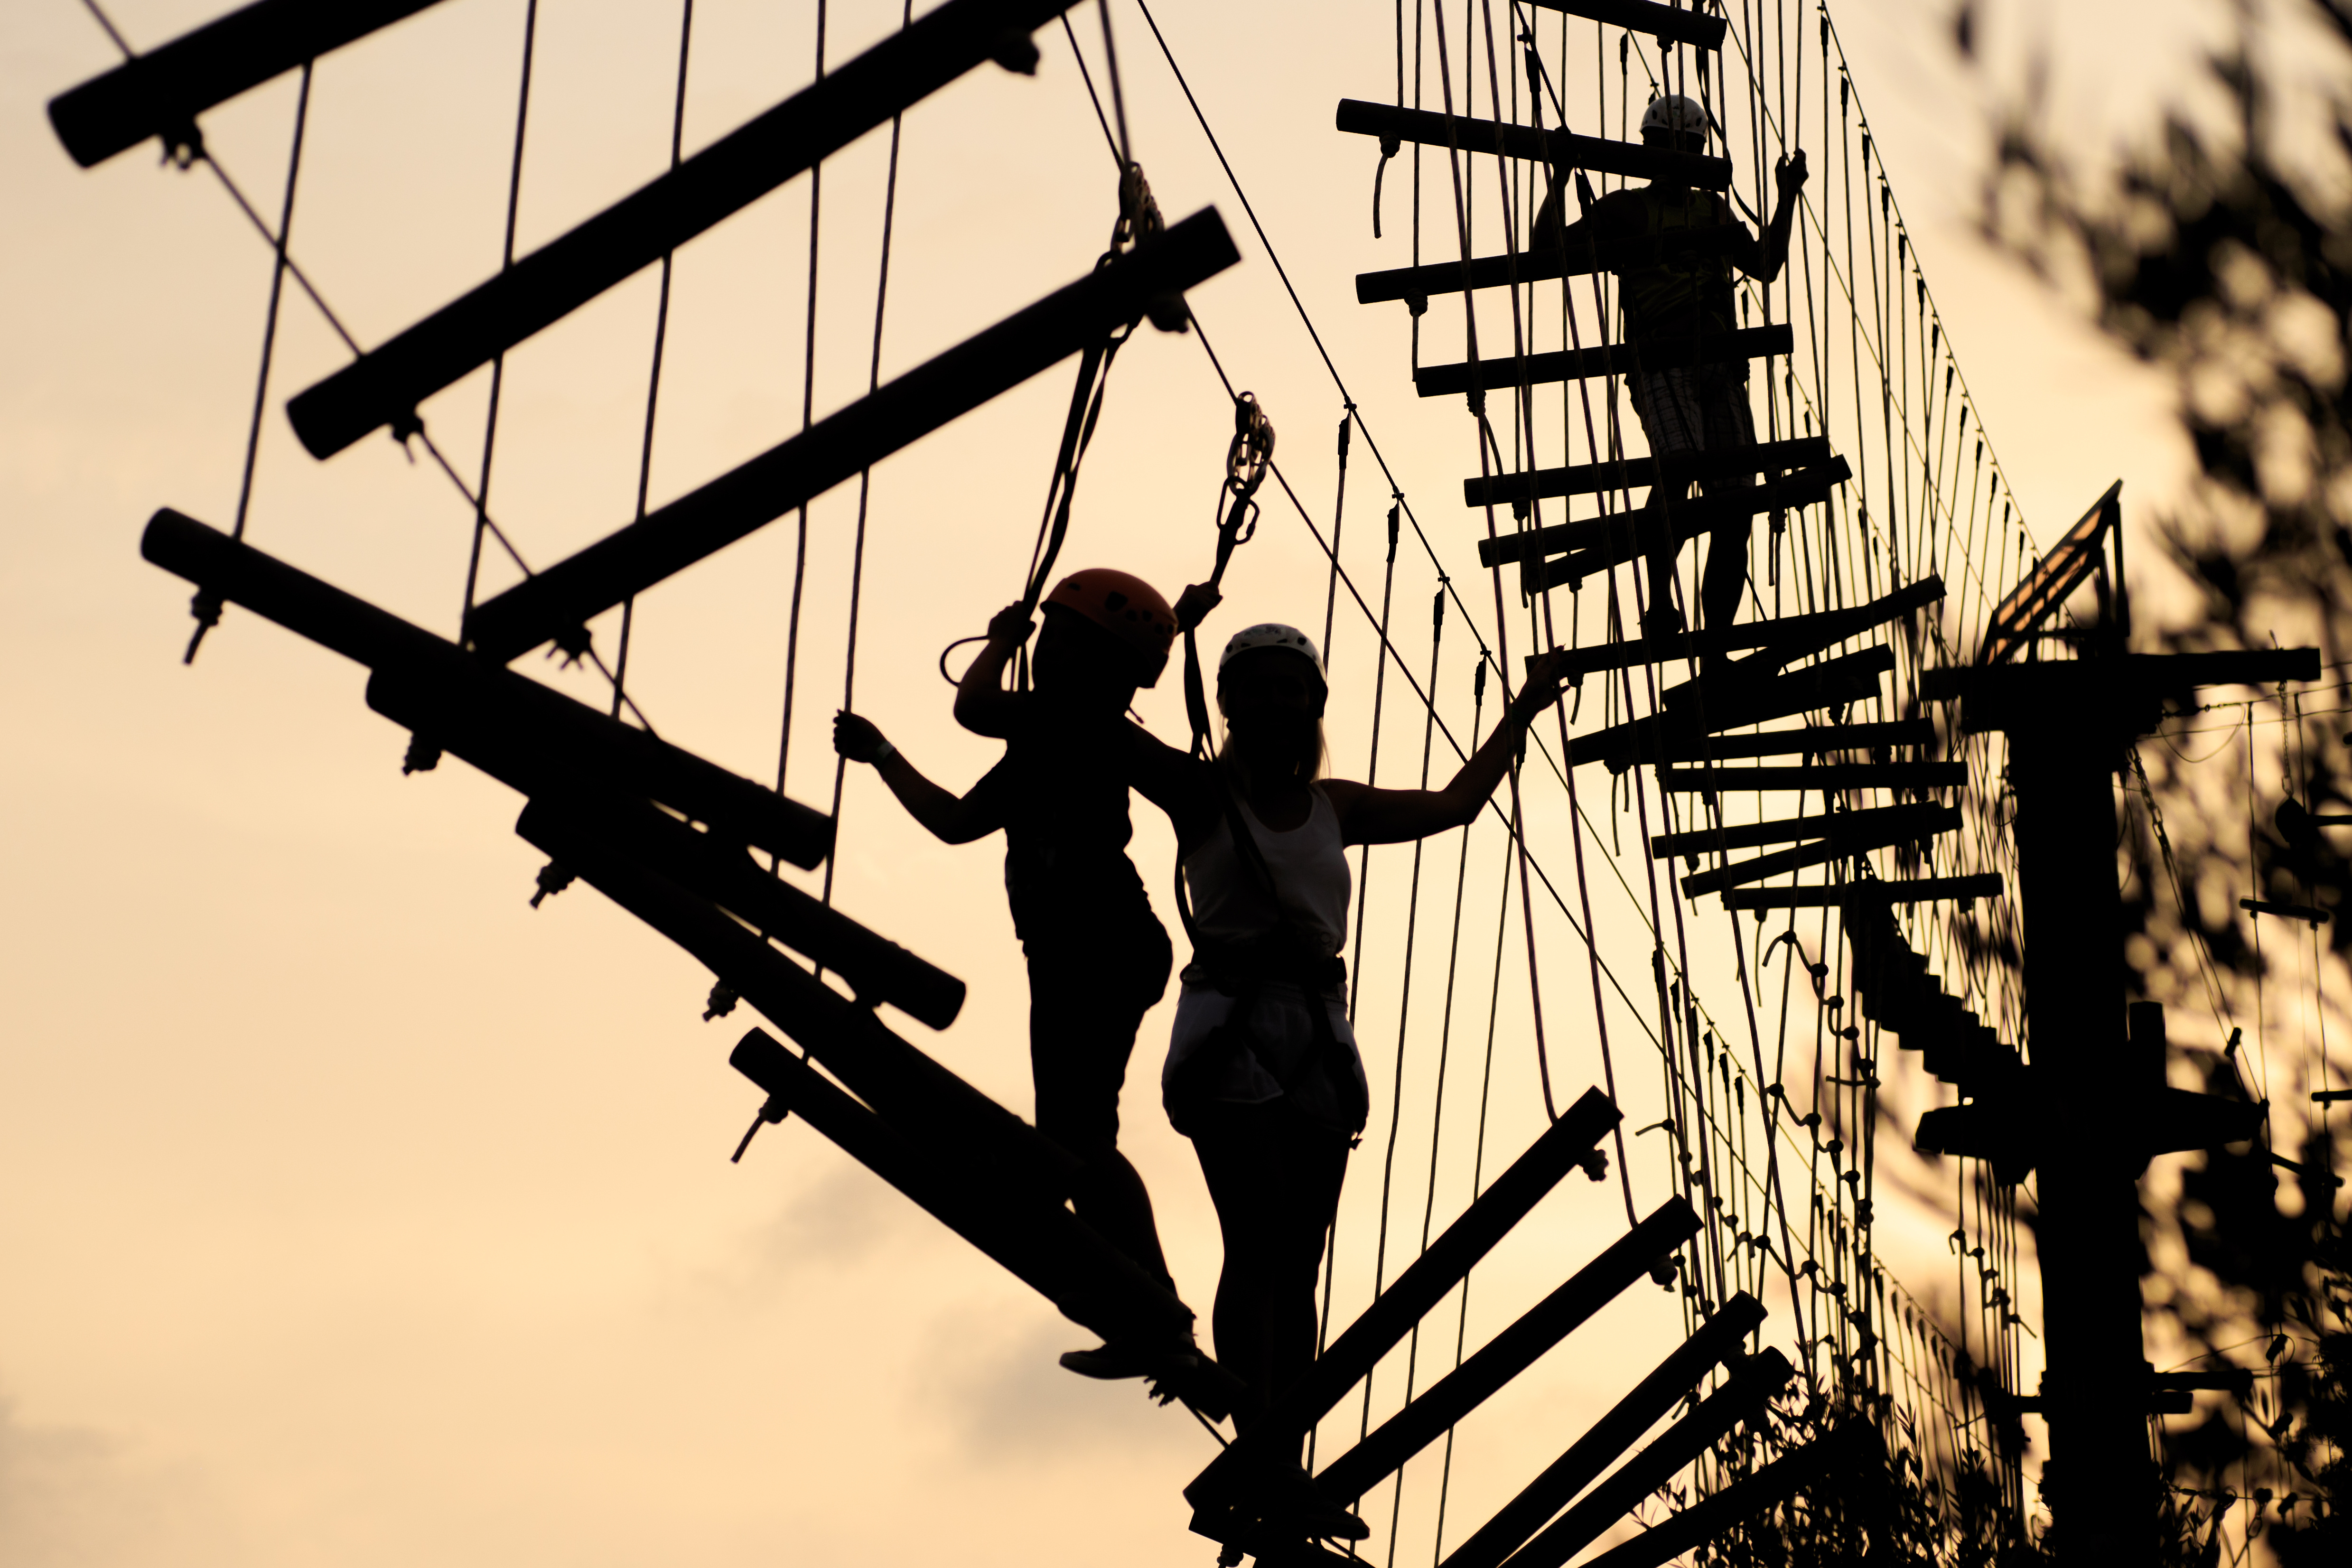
[1552,184,1765,345]
[965,703,1165,948]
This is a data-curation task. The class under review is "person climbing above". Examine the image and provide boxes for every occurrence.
[1133,620,1577,1436]
[1532,93,1808,644]
[832,568,1217,1391]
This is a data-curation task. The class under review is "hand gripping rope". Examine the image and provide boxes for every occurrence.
[1181,391,1276,756]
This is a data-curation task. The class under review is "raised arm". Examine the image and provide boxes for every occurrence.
[952,604,1036,739]
[1747,150,1808,284]
[1325,649,1575,846]
[833,712,999,846]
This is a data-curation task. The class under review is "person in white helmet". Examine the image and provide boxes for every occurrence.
[1126,615,1576,1435]
[1532,93,1809,644]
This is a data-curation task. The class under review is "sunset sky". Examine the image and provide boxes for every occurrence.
[0,1,2292,1564]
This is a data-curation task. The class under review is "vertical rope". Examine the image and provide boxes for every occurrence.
[461,0,541,629]
[776,0,828,805]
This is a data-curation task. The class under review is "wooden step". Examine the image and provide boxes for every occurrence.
[1721,874,2005,909]
[1419,325,1790,400]
[1540,579,1944,680]
[1656,762,1967,793]
[1465,437,1830,509]
[1651,799,1951,859]
[1656,719,1937,765]
[1357,228,1745,306]
[1679,805,1960,897]
[1527,0,1728,50]
[1335,99,1730,189]
[1568,646,1895,770]
[287,0,1087,458]
[1483,458,1848,574]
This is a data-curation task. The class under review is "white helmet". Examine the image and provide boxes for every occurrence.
[1640,94,1708,143]
[1218,622,1325,682]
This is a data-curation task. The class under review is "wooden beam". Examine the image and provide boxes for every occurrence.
[1335,99,1730,189]
[1355,226,1745,305]
[1721,874,2007,909]
[517,796,963,1029]
[1522,0,1728,51]
[463,208,1240,663]
[1680,805,1960,897]
[1463,436,1829,509]
[1654,719,1938,766]
[1418,325,1790,400]
[1437,1294,1768,1568]
[286,0,1086,457]
[1651,799,1951,859]
[139,508,832,868]
[1185,1091,1620,1524]
[1567,646,1896,771]
[1313,1200,1699,1505]
[1506,1350,1794,1568]
[1480,457,1847,570]
[48,0,449,168]
[1579,1424,1881,1568]
[1656,762,1969,793]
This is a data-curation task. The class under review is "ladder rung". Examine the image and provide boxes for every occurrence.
[1465,437,1830,508]
[1335,99,1730,188]
[48,0,449,168]
[1419,325,1790,400]
[463,210,1239,663]
[1568,646,1895,770]
[1356,227,1745,306]
[1722,874,2006,909]
[287,0,1085,458]
[1651,798,1949,858]
[1482,458,1848,569]
[1656,762,1968,793]
[1577,1425,1877,1568]
[1656,719,1937,763]
[1680,805,1961,897]
[1538,579,1942,679]
[1524,0,1728,50]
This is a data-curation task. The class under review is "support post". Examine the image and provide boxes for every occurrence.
[1310,1199,1699,1506]
[462,209,1240,662]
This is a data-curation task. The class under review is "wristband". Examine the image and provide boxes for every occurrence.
[870,738,897,763]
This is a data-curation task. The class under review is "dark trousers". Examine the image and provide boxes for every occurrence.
[1027,920,1175,1293]
[1188,1098,1352,1429]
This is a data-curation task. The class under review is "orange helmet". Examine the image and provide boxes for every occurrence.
[1045,568,1177,686]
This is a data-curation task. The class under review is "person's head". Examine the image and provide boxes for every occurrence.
[1215,624,1327,783]
[1033,568,1176,708]
[1638,93,1708,159]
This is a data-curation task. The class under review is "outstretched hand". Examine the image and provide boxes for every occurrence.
[833,710,890,764]
[1774,149,1809,198]
[1513,647,1579,719]
[1173,581,1222,633]
[986,603,1036,646]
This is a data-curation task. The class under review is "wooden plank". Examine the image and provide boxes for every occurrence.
[517,796,963,1029]
[1312,1201,1699,1506]
[139,508,833,868]
[287,0,1086,457]
[1185,1091,1621,1523]
[1530,579,1940,680]
[1523,0,1728,50]
[1579,1424,1880,1568]
[49,0,449,167]
[1567,646,1896,770]
[1335,99,1730,188]
[1463,436,1829,509]
[463,209,1240,662]
[1437,1294,1768,1568]
[1418,324,1790,400]
[1651,799,1949,859]
[1680,805,1960,897]
[1481,458,1847,569]
[1721,874,2007,909]
[1355,226,1745,305]
[1653,719,1937,765]
[1656,762,1968,793]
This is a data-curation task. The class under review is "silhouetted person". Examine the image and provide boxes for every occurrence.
[834,569,1214,1387]
[1132,620,1574,1438]
[1533,93,1808,643]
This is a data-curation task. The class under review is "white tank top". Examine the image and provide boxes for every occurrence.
[1183,783,1353,958]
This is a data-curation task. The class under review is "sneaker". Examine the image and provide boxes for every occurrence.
[1059,1337,1200,1382]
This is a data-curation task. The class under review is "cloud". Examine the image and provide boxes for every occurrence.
[919,1318,1209,1466]
[756,1161,920,1272]
[0,1399,242,1568]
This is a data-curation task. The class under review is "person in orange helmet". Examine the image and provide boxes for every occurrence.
[834,568,1218,1388]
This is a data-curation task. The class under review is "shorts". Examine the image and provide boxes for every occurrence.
[1025,917,1172,1156]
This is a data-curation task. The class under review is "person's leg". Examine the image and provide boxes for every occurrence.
[1190,1101,1287,1428]
[1258,1104,1352,1409]
[1697,370,1760,633]
[1632,366,1703,635]
[1028,940,1174,1289]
